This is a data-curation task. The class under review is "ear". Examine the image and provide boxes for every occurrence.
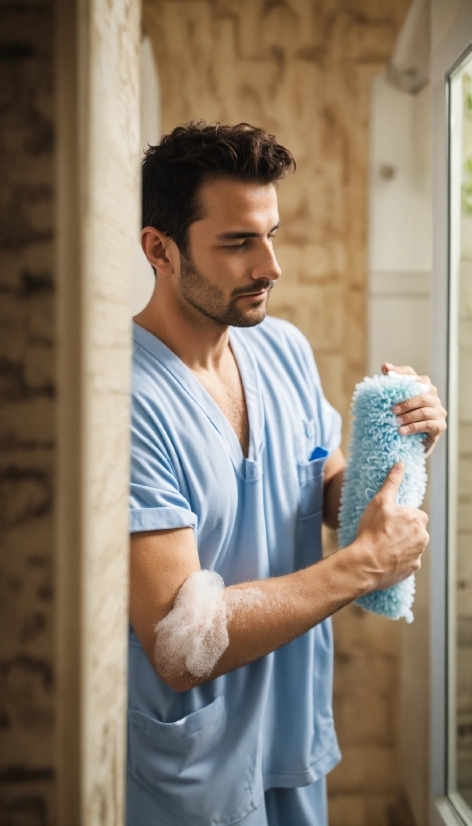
[141,226,178,277]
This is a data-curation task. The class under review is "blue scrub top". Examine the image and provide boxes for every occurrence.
[128,317,342,825]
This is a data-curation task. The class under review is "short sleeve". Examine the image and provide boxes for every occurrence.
[130,394,198,534]
[317,394,342,455]
[295,329,342,455]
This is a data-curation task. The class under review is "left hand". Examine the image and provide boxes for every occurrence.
[381,363,447,456]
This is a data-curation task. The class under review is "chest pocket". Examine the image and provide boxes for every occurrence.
[297,451,328,519]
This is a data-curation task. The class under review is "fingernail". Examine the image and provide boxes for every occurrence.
[400,426,409,434]
[392,405,401,413]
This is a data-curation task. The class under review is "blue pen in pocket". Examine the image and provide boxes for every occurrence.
[309,446,329,462]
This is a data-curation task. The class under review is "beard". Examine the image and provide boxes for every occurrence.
[178,253,275,328]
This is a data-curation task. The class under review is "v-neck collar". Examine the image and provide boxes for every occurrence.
[133,322,265,479]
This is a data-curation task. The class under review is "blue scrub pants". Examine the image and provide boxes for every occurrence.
[127,774,327,826]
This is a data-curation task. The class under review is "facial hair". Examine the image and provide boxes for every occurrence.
[178,253,275,328]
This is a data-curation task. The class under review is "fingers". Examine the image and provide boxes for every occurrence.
[382,363,417,377]
[381,366,447,456]
[378,462,405,502]
[420,528,430,550]
[403,508,430,556]
[381,364,437,395]
[381,363,395,375]
[392,393,430,414]
[397,409,447,438]
[396,406,439,425]
[392,392,447,442]
[403,506,429,526]
[402,506,428,524]
[413,511,430,544]
[413,375,437,394]
[398,421,445,438]
[419,509,429,526]
[392,391,445,419]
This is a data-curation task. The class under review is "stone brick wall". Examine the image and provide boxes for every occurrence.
[0,2,56,822]
[143,2,414,824]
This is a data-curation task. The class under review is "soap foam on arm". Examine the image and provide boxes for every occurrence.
[154,571,284,680]
[154,570,229,679]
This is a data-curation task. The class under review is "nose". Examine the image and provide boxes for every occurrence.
[250,239,281,283]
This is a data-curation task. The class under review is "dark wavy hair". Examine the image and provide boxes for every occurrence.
[142,120,296,254]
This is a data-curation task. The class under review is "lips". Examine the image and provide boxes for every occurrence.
[234,281,274,300]
[239,289,268,298]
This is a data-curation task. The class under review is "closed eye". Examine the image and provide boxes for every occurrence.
[223,233,277,250]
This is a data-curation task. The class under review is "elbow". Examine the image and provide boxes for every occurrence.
[158,669,202,693]
[167,674,195,692]
[154,645,206,691]
[153,569,230,691]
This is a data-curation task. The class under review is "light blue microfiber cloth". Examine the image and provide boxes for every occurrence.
[338,373,428,623]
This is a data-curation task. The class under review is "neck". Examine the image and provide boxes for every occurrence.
[134,277,230,372]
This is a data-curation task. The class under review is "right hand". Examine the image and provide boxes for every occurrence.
[354,462,429,592]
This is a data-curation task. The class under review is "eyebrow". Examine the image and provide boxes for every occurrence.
[216,221,281,241]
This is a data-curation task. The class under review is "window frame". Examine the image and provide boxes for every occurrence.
[431,5,472,825]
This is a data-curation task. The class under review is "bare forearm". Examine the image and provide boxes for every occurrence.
[171,541,368,691]
[323,467,345,529]
[135,465,428,692]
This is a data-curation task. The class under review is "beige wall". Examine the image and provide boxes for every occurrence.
[143,2,414,825]
[0,2,57,821]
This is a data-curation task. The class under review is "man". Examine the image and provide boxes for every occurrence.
[128,121,446,825]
